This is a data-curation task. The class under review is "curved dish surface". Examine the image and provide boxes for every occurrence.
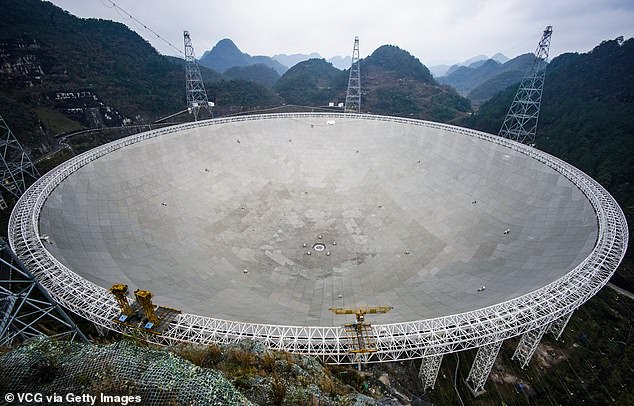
[10,114,627,362]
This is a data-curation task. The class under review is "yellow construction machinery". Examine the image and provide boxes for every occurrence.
[133,289,159,325]
[329,306,393,356]
[110,284,180,334]
[109,284,134,317]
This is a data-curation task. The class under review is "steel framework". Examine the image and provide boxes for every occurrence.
[0,113,40,209]
[419,354,443,391]
[466,340,503,394]
[344,37,361,113]
[8,113,628,365]
[499,26,553,145]
[548,311,573,341]
[184,31,213,121]
[512,324,548,368]
[0,241,87,346]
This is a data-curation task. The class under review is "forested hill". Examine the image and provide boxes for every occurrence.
[274,45,471,122]
[1,0,284,153]
[1,0,212,152]
[1,0,223,119]
[464,37,634,288]
[273,58,346,106]
[360,45,470,122]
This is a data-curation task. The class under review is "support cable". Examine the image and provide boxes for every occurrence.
[453,353,465,406]
[99,0,184,57]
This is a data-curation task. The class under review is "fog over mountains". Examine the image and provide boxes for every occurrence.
[199,39,353,74]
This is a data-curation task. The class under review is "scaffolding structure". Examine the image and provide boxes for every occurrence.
[344,36,361,113]
[184,31,213,121]
[0,114,40,210]
[0,241,87,346]
[499,26,553,145]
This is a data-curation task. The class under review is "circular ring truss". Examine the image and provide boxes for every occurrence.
[9,113,628,364]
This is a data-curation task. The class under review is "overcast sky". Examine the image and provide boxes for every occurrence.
[50,0,634,66]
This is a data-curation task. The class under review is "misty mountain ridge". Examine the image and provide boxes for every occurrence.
[198,38,288,75]
[272,53,321,69]
[324,55,352,70]
[430,53,510,77]
[271,53,352,70]
[438,53,534,104]
[274,45,471,122]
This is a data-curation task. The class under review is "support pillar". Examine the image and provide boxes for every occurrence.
[465,340,503,395]
[93,323,108,338]
[184,31,213,121]
[512,325,548,368]
[419,354,443,391]
[344,36,361,113]
[548,311,573,340]
[0,241,88,346]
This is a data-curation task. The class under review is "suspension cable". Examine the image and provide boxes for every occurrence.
[98,0,184,57]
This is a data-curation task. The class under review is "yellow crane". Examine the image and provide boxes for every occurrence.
[110,284,133,317]
[110,284,180,334]
[329,306,393,355]
[134,289,159,325]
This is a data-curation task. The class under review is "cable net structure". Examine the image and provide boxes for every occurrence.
[184,31,213,121]
[499,26,553,145]
[7,114,627,368]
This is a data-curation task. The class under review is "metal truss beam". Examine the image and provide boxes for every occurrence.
[512,325,547,368]
[184,31,213,121]
[548,310,573,340]
[419,354,443,391]
[499,26,552,145]
[7,113,628,364]
[344,37,361,113]
[466,340,503,394]
[0,114,40,206]
[0,242,87,346]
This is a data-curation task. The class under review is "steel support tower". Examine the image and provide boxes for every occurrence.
[0,241,87,346]
[344,36,361,113]
[419,354,443,391]
[499,26,552,145]
[466,340,503,394]
[512,324,548,368]
[548,311,573,340]
[0,114,40,209]
[184,31,213,121]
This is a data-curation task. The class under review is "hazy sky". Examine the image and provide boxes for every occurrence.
[50,0,634,66]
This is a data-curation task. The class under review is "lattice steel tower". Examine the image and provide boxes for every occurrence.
[345,36,361,113]
[499,26,552,145]
[0,114,40,209]
[184,31,213,121]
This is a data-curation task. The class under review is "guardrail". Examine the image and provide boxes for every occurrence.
[8,113,628,363]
